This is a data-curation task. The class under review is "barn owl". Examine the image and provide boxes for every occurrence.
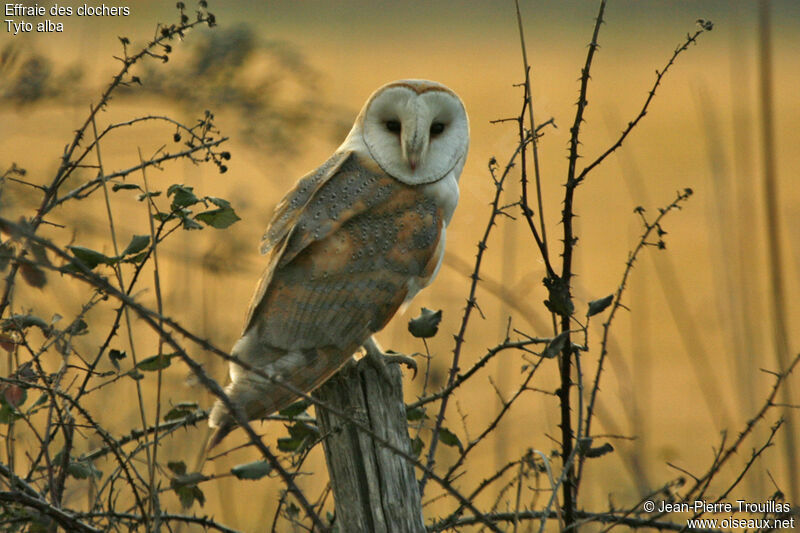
[208,79,469,447]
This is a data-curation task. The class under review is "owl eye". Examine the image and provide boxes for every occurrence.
[430,122,445,136]
[385,120,401,134]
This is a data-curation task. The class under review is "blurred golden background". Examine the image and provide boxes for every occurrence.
[2,1,799,530]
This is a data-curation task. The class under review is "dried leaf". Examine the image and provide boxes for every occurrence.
[20,262,46,287]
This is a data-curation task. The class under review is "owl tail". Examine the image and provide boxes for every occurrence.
[208,420,236,450]
[206,375,300,449]
[208,415,235,450]
[208,383,238,449]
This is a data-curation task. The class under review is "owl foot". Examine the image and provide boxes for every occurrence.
[383,352,418,378]
[361,337,418,382]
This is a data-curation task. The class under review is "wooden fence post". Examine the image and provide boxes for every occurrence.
[314,360,424,533]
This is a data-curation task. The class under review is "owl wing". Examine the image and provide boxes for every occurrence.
[241,150,351,333]
[242,151,445,352]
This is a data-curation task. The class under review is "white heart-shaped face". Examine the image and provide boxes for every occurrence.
[359,80,469,185]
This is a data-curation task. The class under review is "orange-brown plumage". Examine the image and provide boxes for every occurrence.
[208,80,468,447]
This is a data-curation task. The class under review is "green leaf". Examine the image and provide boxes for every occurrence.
[164,402,199,421]
[207,196,231,208]
[169,467,208,509]
[168,184,200,208]
[408,308,442,338]
[587,294,613,317]
[172,472,208,487]
[108,349,126,370]
[122,234,150,256]
[123,250,148,264]
[231,460,272,480]
[65,319,88,336]
[0,403,21,424]
[406,406,427,421]
[68,246,114,270]
[541,331,568,359]
[277,421,318,453]
[163,409,189,422]
[278,400,310,419]
[438,427,463,451]
[167,461,187,475]
[182,217,203,230]
[543,275,574,317]
[410,436,424,457]
[0,241,14,271]
[136,353,174,371]
[112,183,141,192]
[138,191,161,201]
[67,460,102,480]
[583,442,614,458]
[28,393,48,412]
[194,206,240,229]
[171,479,205,509]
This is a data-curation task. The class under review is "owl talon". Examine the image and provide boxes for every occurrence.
[383,354,418,379]
[358,348,394,385]
[361,337,418,383]
[359,350,417,383]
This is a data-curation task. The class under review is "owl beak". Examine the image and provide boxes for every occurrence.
[401,106,429,173]
[403,132,425,173]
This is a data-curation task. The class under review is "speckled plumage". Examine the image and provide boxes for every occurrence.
[209,80,468,447]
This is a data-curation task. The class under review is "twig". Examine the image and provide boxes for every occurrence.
[0,491,101,533]
[514,0,554,279]
[683,353,800,502]
[2,218,502,533]
[579,189,693,490]
[418,137,532,496]
[575,24,712,184]
[558,2,609,525]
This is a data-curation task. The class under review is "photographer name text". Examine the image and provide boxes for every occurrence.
[643,499,795,530]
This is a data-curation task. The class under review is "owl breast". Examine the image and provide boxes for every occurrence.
[251,153,449,356]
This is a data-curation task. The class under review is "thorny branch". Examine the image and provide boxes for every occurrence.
[418,131,535,496]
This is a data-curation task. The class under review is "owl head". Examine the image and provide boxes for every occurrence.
[348,79,469,186]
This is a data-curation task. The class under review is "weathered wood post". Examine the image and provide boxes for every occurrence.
[314,360,424,533]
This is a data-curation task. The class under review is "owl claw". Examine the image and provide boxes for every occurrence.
[358,349,417,384]
[383,353,418,379]
[361,337,418,383]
